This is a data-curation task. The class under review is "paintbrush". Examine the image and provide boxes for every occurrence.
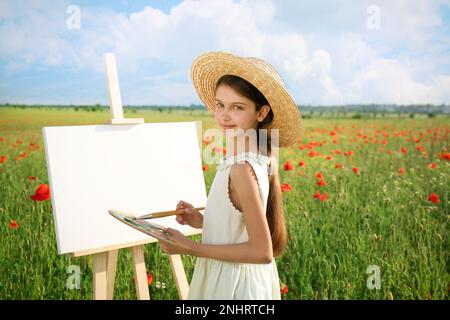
[137,207,206,220]
[109,207,206,220]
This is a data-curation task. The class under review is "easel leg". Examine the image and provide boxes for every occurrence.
[130,245,150,300]
[106,249,118,299]
[92,250,118,300]
[93,252,108,300]
[169,254,190,300]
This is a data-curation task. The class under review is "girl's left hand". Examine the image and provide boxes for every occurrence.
[159,228,195,255]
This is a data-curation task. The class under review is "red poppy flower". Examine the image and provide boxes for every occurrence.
[352,167,360,175]
[442,153,450,161]
[298,161,305,167]
[8,220,19,229]
[428,193,439,204]
[31,183,51,201]
[146,272,154,285]
[335,163,344,169]
[280,283,289,294]
[0,155,6,163]
[398,168,406,174]
[14,152,28,161]
[28,176,37,181]
[401,147,407,155]
[344,151,353,156]
[283,161,293,171]
[315,172,324,180]
[325,155,333,160]
[202,165,207,171]
[29,142,39,151]
[280,183,292,193]
[428,163,438,169]
[313,191,327,202]
[316,179,326,186]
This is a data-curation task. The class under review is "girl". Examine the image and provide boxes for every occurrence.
[159,51,302,299]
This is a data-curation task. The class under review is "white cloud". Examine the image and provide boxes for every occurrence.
[0,0,449,105]
[279,42,343,104]
[270,0,447,50]
[373,0,444,47]
[113,6,343,105]
[109,0,342,104]
[431,75,450,103]
[347,58,450,104]
[0,1,120,73]
[111,0,275,69]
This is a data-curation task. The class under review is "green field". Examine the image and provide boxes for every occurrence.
[0,107,448,299]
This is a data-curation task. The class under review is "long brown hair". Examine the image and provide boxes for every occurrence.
[216,75,287,257]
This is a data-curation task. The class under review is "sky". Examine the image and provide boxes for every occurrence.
[0,0,449,106]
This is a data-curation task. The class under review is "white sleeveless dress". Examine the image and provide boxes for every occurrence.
[187,151,281,300]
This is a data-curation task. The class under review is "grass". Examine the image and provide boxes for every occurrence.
[0,107,448,299]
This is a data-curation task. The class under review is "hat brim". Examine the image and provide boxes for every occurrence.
[191,51,301,147]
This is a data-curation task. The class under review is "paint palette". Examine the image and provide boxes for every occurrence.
[109,209,173,241]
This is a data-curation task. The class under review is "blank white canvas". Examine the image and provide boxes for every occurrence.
[42,122,207,255]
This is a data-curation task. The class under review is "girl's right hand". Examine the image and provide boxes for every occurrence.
[175,200,203,229]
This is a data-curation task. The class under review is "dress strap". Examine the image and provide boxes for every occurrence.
[217,152,271,172]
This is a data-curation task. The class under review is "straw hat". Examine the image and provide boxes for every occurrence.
[191,51,301,147]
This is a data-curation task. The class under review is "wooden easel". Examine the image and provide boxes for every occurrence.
[69,53,191,300]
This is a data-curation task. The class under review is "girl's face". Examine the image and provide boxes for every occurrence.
[214,84,269,134]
